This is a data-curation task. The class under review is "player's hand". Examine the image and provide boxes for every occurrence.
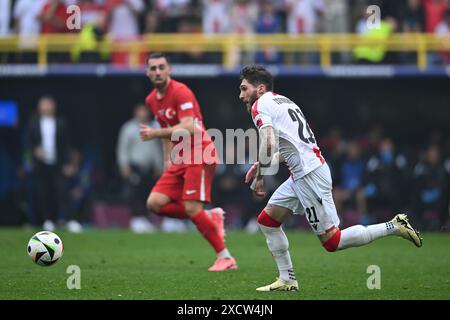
[139,124,157,141]
[120,165,132,178]
[245,162,259,184]
[251,177,266,198]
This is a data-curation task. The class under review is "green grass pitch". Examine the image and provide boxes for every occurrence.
[0,228,449,300]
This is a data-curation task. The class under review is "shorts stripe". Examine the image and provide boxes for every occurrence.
[200,169,205,201]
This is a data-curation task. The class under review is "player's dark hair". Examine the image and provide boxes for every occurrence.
[147,52,170,65]
[239,65,273,92]
[39,94,55,103]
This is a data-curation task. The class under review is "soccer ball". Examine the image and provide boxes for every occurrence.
[27,231,63,266]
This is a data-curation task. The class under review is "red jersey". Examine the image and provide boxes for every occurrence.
[423,0,448,32]
[40,1,68,34]
[145,79,217,165]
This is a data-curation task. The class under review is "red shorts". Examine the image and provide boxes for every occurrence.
[152,163,216,203]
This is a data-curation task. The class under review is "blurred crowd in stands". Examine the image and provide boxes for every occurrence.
[1,0,449,232]
[1,0,450,65]
[0,95,449,233]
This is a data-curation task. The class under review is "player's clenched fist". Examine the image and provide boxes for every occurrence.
[251,177,266,198]
[245,161,259,184]
[245,162,266,197]
[139,124,157,141]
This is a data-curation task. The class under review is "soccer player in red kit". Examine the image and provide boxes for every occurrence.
[139,52,237,271]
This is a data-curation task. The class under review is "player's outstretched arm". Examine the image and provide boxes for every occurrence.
[139,123,157,141]
[245,151,282,184]
[245,126,278,198]
[139,117,194,141]
[258,125,278,175]
[162,138,171,171]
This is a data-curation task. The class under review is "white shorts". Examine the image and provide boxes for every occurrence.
[267,163,340,235]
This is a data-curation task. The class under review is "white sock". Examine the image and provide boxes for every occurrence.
[259,224,296,282]
[217,248,231,259]
[338,222,399,250]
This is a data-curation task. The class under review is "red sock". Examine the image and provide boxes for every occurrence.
[157,202,189,219]
[191,210,225,253]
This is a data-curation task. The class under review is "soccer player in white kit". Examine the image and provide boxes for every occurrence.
[239,65,423,292]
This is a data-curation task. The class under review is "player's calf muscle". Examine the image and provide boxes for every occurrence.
[147,193,170,212]
[183,200,203,216]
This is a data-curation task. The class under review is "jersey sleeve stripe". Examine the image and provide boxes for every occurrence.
[313,147,325,164]
[251,99,259,119]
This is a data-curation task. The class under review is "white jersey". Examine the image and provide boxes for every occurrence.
[251,91,325,180]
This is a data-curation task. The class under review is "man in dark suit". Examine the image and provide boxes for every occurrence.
[27,95,81,232]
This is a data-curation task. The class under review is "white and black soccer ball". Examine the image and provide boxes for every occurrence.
[27,231,63,266]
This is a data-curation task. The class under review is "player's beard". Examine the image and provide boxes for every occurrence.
[153,77,168,91]
[246,91,258,113]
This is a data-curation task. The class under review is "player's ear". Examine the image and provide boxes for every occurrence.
[257,84,266,95]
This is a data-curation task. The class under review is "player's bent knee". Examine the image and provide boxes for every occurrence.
[147,194,166,213]
[146,197,159,212]
[257,209,282,228]
[322,227,341,252]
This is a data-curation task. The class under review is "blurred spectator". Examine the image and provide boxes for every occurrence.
[107,0,144,38]
[13,0,45,37]
[354,16,397,64]
[412,144,449,231]
[170,19,206,63]
[61,148,93,232]
[423,0,448,33]
[107,0,145,65]
[319,126,346,184]
[363,138,409,223]
[0,0,13,36]
[70,0,108,63]
[230,0,258,34]
[372,0,405,32]
[116,104,163,233]
[78,0,107,29]
[322,0,351,63]
[12,0,46,62]
[322,0,349,33]
[213,163,249,228]
[286,0,325,34]
[398,0,426,63]
[435,9,450,65]
[39,0,70,62]
[333,141,368,225]
[285,0,324,64]
[202,0,233,63]
[62,149,95,232]
[229,0,258,65]
[153,0,193,33]
[39,0,68,33]
[353,2,403,64]
[144,10,160,33]
[255,0,282,64]
[26,95,82,232]
[202,0,231,34]
[359,123,383,155]
[403,0,425,32]
[424,0,449,65]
